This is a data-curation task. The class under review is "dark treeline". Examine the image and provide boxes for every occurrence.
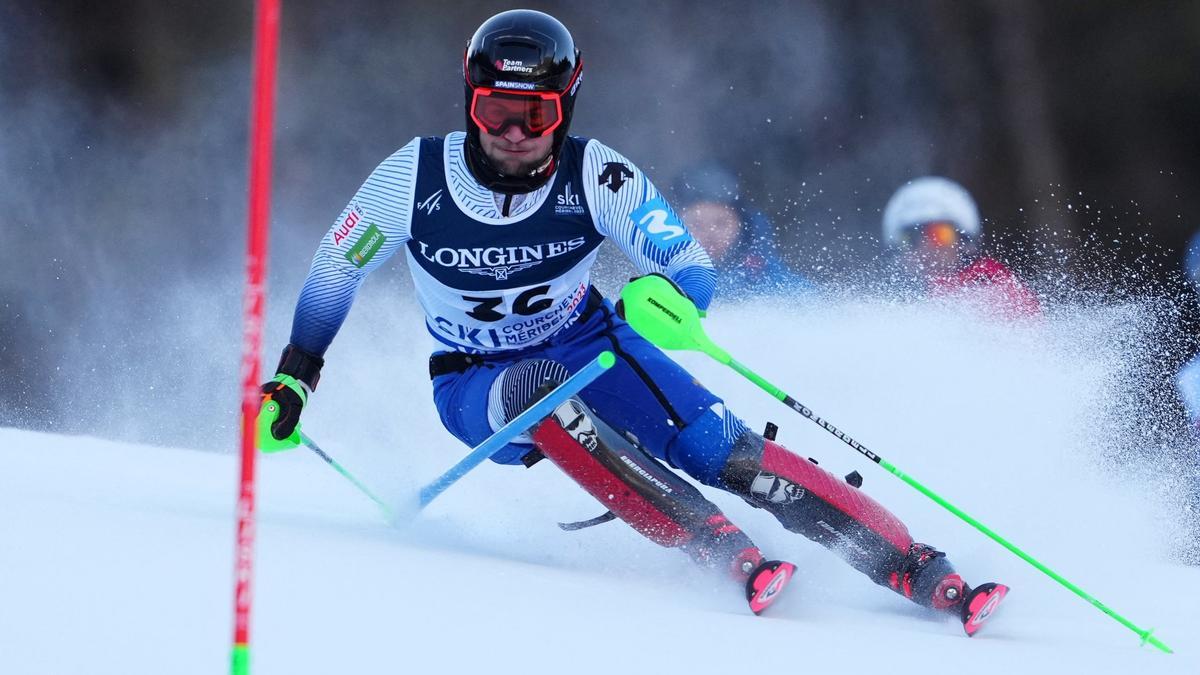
[1,1,1198,436]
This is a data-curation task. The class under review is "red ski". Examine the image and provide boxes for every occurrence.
[745,560,797,615]
[960,582,1009,637]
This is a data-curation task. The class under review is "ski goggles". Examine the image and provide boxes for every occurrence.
[898,221,964,249]
[469,88,564,138]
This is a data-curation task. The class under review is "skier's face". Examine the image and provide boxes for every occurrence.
[478,124,554,179]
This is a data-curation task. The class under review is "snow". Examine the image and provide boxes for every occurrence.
[2,295,1198,674]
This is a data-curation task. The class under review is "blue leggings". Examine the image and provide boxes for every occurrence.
[431,295,748,487]
[432,296,955,608]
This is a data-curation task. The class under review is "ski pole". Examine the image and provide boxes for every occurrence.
[618,275,1174,654]
[417,350,616,508]
[299,432,394,520]
[257,401,394,520]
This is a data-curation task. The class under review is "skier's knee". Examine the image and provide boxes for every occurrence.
[484,359,569,466]
[487,358,569,428]
[667,402,750,488]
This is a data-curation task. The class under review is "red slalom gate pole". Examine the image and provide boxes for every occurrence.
[233,1,282,674]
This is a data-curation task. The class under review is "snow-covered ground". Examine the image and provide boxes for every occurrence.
[3,295,1198,673]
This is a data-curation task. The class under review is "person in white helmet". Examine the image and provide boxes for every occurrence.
[882,177,1040,317]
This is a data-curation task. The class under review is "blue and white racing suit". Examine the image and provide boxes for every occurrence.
[288,132,748,484]
[285,133,965,608]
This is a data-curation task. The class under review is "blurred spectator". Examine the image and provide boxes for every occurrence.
[882,176,1041,318]
[672,161,812,298]
[1176,230,1200,435]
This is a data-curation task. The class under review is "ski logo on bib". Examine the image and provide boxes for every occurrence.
[417,189,443,215]
[555,182,585,215]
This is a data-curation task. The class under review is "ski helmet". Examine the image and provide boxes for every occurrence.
[882,176,981,248]
[463,9,583,194]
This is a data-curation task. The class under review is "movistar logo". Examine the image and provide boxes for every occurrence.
[416,237,586,279]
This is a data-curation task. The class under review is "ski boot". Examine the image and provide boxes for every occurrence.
[531,396,797,616]
[685,513,797,616]
[892,543,1009,637]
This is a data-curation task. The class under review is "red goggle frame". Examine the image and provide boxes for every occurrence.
[469,88,564,138]
[465,58,582,138]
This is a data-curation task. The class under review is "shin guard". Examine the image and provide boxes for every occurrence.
[531,398,764,580]
[722,431,961,610]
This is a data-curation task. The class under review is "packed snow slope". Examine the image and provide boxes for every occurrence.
[3,293,1198,674]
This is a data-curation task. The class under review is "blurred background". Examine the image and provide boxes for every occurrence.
[2,1,1199,446]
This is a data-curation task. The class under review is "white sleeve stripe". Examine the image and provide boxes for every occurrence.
[582,139,717,308]
[288,138,420,354]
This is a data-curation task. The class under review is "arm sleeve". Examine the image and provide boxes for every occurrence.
[288,138,419,356]
[581,140,717,310]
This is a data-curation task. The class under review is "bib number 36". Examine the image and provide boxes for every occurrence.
[463,285,552,322]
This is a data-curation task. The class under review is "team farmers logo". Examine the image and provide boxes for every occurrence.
[416,237,586,280]
[495,58,534,74]
[344,224,386,268]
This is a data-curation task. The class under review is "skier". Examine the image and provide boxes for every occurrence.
[260,9,1006,630]
[882,176,1041,318]
[672,161,813,298]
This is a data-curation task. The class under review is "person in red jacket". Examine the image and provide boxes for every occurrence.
[882,176,1041,318]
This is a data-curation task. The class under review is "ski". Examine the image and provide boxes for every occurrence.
[746,560,797,615]
[960,582,1009,637]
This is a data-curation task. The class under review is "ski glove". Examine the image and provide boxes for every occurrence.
[257,344,324,449]
[615,273,705,320]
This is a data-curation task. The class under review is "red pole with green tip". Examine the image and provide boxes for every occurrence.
[233,1,282,673]
[618,274,1174,654]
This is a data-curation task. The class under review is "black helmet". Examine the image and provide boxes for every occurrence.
[463,9,583,194]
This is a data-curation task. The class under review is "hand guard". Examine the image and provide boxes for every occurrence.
[257,345,323,451]
[615,273,705,320]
